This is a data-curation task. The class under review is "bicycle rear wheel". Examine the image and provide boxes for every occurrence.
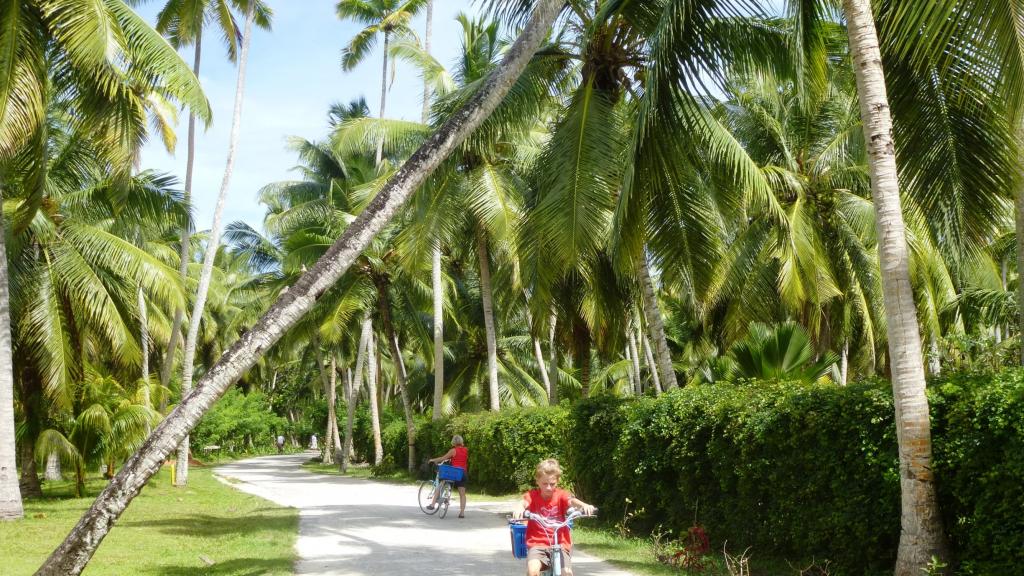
[438,483,452,518]
[418,481,439,514]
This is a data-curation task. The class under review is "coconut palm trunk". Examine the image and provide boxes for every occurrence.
[374,280,416,473]
[842,0,947,571]
[638,258,678,389]
[137,286,150,410]
[573,319,591,397]
[628,329,642,395]
[320,349,337,465]
[160,34,203,410]
[365,324,383,466]
[476,231,500,410]
[522,292,551,395]
[432,244,444,420]
[342,320,370,473]
[0,198,23,520]
[35,2,563,570]
[548,311,558,404]
[330,358,342,454]
[175,4,256,487]
[375,31,390,166]
[422,0,433,121]
[641,332,662,394]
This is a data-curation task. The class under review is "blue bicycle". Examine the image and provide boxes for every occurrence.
[417,461,461,519]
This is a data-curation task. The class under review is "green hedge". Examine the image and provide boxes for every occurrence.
[931,371,1024,575]
[193,388,287,452]
[350,372,1024,574]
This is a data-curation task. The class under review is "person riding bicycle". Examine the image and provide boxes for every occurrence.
[512,458,596,576]
[426,435,468,518]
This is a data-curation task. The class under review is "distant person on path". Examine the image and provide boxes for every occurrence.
[426,435,468,518]
[276,434,285,453]
[309,434,318,450]
[512,458,596,576]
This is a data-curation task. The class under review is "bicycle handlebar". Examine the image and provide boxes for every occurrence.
[512,508,597,529]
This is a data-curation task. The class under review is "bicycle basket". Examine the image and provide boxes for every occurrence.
[510,522,528,559]
[437,464,464,482]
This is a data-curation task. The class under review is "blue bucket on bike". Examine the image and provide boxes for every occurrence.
[437,464,464,482]
[510,522,528,559]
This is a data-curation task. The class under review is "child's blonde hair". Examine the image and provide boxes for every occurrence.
[535,458,562,481]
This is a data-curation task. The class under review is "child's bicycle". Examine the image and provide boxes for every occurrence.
[508,508,597,576]
[417,461,462,519]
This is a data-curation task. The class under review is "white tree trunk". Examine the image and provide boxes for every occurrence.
[389,331,416,474]
[330,358,342,452]
[522,290,551,396]
[366,325,383,466]
[476,232,500,410]
[432,245,444,420]
[422,0,434,121]
[624,346,636,394]
[628,329,642,396]
[639,259,678,389]
[343,317,371,473]
[840,340,849,387]
[0,199,23,520]
[376,31,390,166]
[44,453,62,482]
[175,4,255,487]
[160,35,203,409]
[322,350,337,465]
[1017,125,1024,363]
[137,286,150,410]
[35,3,564,570]
[641,332,662,395]
[843,0,947,571]
[547,310,558,405]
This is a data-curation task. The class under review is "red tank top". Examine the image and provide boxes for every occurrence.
[451,446,468,470]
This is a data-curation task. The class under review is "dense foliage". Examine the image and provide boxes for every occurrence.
[192,389,287,453]
[359,373,1024,574]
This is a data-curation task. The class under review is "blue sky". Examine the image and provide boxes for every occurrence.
[136,1,477,233]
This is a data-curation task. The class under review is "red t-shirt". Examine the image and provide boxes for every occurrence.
[523,487,573,551]
[451,446,468,470]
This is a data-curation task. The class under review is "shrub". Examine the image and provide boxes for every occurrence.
[193,388,287,453]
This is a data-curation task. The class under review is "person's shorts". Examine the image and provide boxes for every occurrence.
[451,471,467,488]
[527,546,571,572]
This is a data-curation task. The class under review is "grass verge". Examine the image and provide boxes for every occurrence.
[0,466,298,575]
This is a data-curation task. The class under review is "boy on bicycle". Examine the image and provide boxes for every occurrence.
[512,458,596,576]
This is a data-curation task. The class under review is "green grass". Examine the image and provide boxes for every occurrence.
[574,526,803,576]
[0,466,298,575]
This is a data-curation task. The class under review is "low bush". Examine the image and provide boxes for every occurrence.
[193,388,288,453]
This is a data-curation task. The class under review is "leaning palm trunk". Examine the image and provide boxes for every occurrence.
[0,198,23,520]
[366,326,383,466]
[35,3,562,570]
[175,4,256,487]
[476,232,500,410]
[160,35,203,410]
[843,0,947,571]
[432,245,444,420]
[342,321,370,473]
[638,259,678,389]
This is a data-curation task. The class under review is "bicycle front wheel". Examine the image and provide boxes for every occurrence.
[418,481,439,514]
[438,483,452,518]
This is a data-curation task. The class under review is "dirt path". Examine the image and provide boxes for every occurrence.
[214,452,636,576]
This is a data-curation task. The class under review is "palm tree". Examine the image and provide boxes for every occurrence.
[842,0,945,570]
[176,0,272,487]
[151,0,272,406]
[38,3,563,568]
[0,0,208,522]
[337,0,429,165]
